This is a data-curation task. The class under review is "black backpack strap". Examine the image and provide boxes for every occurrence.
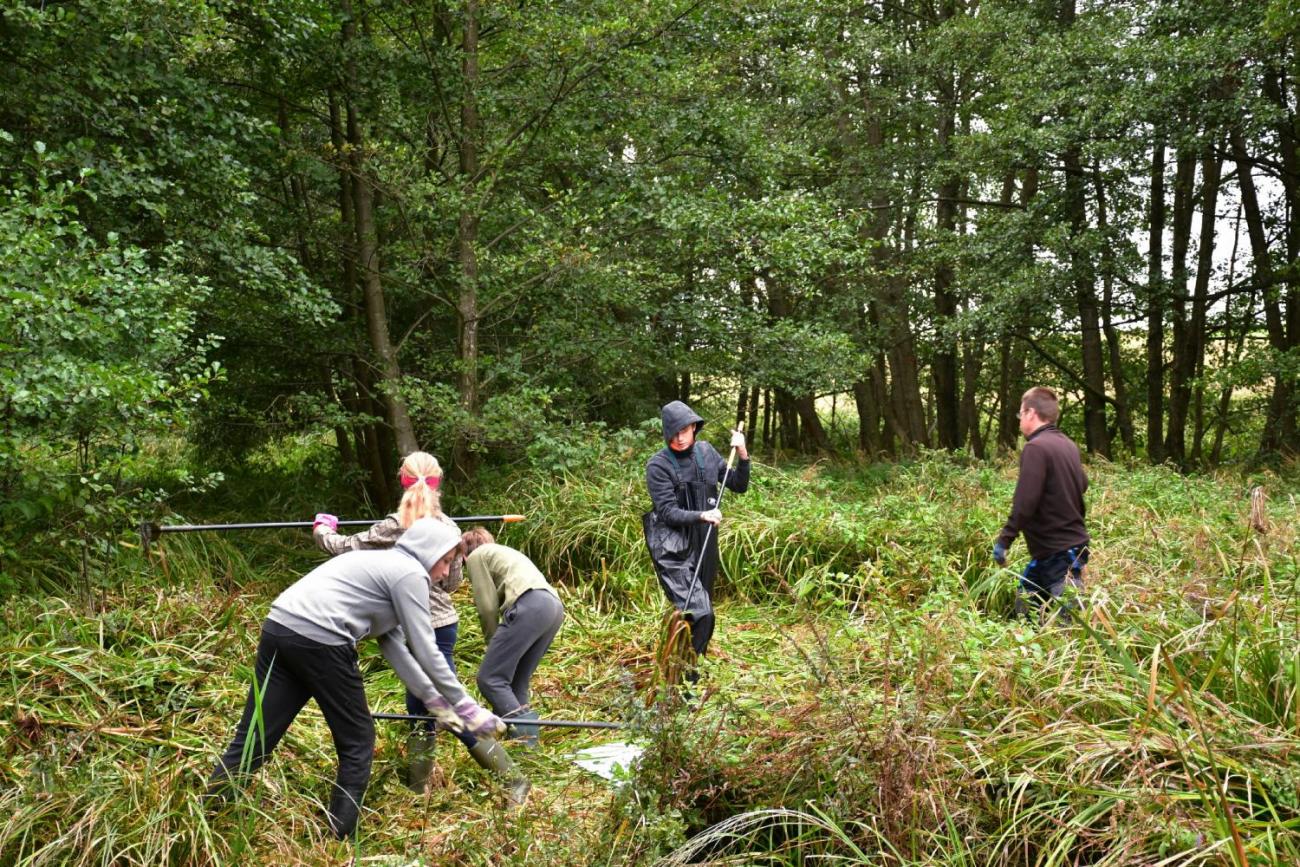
[657,447,684,489]
[658,446,708,492]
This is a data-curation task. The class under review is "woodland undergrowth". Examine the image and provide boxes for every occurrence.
[2,447,1298,865]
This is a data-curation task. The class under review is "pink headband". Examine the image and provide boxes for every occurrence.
[400,474,441,490]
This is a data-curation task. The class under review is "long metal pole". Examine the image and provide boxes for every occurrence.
[141,515,525,551]
[680,422,743,617]
[371,712,622,730]
[151,515,524,534]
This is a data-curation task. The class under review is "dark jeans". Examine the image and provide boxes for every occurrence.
[403,621,476,748]
[207,622,374,839]
[476,590,565,716]
[1017,545,1088,623]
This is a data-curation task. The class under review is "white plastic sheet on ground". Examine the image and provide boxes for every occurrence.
[572,741,644,784]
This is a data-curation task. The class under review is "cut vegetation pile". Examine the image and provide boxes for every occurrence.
[2,451,1298,865]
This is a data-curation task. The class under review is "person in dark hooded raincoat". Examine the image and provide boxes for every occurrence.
[644,401,750,663]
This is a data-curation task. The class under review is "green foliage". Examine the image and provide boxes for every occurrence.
[0,144,222,588]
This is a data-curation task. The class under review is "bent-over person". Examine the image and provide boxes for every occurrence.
[206,519,516,838]
[461,527,564,748]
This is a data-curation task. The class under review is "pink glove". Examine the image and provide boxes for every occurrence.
[425,695,465,732]
[313,513,339,532]
[454,698,506,738]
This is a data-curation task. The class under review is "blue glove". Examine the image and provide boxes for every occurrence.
[993,541,1008,566]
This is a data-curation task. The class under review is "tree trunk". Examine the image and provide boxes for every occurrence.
[959,337,985,457]
[761,388,773,450]
[1163,150,1197,465]
[852,299,889,456]
[794,395,831,452]
[354,361,394,507]
[1146,136,1168,464]
[863,99,926,450]
[328,90,366,491]
[1064,145,1110,456]
[1188,144,1222,464]
[997,338,1027,451]
[853,354,887,456]
[747,385,760,442]
[1211,202,1249,464]
[653,370,677,408]
[342,2,419,460]
[322,366,358,472]
[998,167,1036,451]
[775,390,799,452]
[1092,163,1135,453]
[1253,74,1300,455]
[766,274,826,454]
[1230,127,1285,453]
[931,0,961,450]
[452,0,483,479]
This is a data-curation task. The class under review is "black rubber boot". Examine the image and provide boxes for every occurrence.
[404,730,437,793]
[468,740,531,809]
[505,708,540,749]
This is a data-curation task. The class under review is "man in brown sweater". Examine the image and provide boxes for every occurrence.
[993,386,1090,622]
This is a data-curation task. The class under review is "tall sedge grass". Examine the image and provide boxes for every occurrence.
[2,448,1298,864]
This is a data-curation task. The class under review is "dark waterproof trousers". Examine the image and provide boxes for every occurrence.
[476,589,565,716]
[207,621,374,839]
[681,521,719,656]
[402,622,476,747]
[1017,545,1088,624]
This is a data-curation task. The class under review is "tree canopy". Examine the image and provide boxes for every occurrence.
[3,0,1299,530]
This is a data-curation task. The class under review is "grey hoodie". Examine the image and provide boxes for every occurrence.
[267,517,469,706]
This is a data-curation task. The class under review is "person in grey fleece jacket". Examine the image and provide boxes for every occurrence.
[206,518,505,838]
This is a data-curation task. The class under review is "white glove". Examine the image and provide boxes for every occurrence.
[425,695,465,732]
[700,508,722,525]
[730,429,745,450]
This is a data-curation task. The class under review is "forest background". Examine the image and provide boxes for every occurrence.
[3,0,1300,864]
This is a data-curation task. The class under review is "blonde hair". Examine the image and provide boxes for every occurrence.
[461,526,495,555]
[397,451,444,528]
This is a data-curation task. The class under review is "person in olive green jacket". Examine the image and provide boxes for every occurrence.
[462,527,564,747]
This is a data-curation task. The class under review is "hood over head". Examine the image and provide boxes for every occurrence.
[660,400,704,444]
[395,517,460,573]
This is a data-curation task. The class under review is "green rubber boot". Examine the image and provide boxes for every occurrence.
[404,730,438,793]
[506,709,540,749]
[468,740,531,809]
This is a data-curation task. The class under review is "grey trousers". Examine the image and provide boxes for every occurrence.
[475,589,564,716]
